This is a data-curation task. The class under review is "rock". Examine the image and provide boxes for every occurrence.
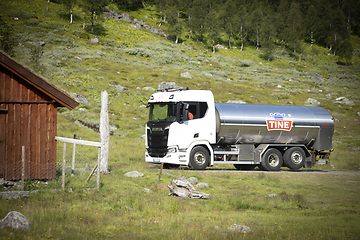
[90,38,99,44]
[120,13,132,23]
[28,41,45,46]
[158,82,181,91]
[305,98,320,105]
[171,179,197,192]
[325,94,332,98]
[228,224,251,233]
[124,171,144,177]
[196,183,209,189]
[180,72,194,79]
[268,193,278,197]
[142,87,156,91]
[72,93,88,105]
[115,85,128,91]
[143,188,152,193]
[0,211,31,230]
[130,25,141,30]
[334,97,355,106]
[0,191,29,200]
[215,44,228,50]
[187,177,199,185]
[357,112,360,116]
[227,100,246,104]
[167,185,210,199]
[168,177,210,199]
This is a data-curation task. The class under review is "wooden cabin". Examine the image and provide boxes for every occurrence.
[0,51,78,180]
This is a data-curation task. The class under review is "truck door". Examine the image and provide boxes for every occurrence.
[170,102,211,149]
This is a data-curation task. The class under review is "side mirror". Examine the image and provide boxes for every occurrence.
[180,103,189,123]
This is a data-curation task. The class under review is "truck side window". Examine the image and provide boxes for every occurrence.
[199,102,208,118]
[186,102,208,120]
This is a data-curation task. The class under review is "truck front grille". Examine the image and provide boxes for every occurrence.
[147,125,169,158]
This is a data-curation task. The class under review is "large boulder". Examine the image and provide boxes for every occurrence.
[228,224,251,233]
[168,177,210,199]
[180,72,194,79]
[334,97,355,106]
[158,82,182,91]
[72,93,88,105]
[305,98,320,106]
[0,211,31,230]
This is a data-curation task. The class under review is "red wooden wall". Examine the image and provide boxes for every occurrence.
[0,65,58,180]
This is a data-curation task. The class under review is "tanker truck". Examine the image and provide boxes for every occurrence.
[145,89,334,171]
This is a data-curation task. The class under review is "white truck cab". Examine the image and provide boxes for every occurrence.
[145,90,216,169]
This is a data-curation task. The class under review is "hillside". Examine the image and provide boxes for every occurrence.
[1,0,359,170]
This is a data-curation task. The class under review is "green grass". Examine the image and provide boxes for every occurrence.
[1,0,360,238]
[1,169,360,239]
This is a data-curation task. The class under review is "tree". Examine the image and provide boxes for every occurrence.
[328,8,349,56]
[284,2,302,53]
[59,0,78,24]
[188,0,210,42]
[249,7,263,49]
[204,1,221,53]
[304,4,317,46]
[221,0,238,50]
[337,40,353,64]
[165,0,184,43]
[81,0,108,34]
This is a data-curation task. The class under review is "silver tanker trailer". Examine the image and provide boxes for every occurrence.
[145,90,334,171]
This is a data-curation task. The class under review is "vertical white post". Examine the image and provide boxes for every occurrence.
[62,143,66,190]
[99,91,110,174]
[97,147,101,190]
[71,134,76,175]
[21,146,25,191]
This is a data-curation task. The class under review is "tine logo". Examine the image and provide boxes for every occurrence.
[267,112,293,131]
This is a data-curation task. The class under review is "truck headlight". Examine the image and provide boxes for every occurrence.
[168,147,177,153]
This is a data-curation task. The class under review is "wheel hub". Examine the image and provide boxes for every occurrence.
[268,154,279,166]
[194,152,206,165]
[291,152,302,164]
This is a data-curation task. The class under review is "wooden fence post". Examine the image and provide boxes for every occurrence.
[62,143,66,190]
[99,91,110,174]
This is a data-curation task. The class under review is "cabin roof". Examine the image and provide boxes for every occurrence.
[0,50,78,110]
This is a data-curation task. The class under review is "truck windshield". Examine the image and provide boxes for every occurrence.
[148,103,178,122]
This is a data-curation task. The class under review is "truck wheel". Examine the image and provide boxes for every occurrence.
[189,146,210,170]
[284,147,305,170]
[234,164,256,170]
[261,148,283,171]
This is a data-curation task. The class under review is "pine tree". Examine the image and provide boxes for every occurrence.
[285,2,302,53]
[81,0,108,34]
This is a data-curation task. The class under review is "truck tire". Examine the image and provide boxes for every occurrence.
[189,146,210,170]
[234,164,256,170]
[261,148,283,171]
[284,147,305,170]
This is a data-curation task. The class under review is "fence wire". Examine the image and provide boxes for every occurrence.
[0,138,100,193]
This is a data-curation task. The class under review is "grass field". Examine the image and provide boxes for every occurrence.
[0,0,360,239]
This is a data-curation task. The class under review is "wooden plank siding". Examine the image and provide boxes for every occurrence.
[0,65,58,180]
[0,49,80,180]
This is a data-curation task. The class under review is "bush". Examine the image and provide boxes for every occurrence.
[125,47,153,57]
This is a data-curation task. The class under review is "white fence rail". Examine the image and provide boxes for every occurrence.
[55,136,101,191]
